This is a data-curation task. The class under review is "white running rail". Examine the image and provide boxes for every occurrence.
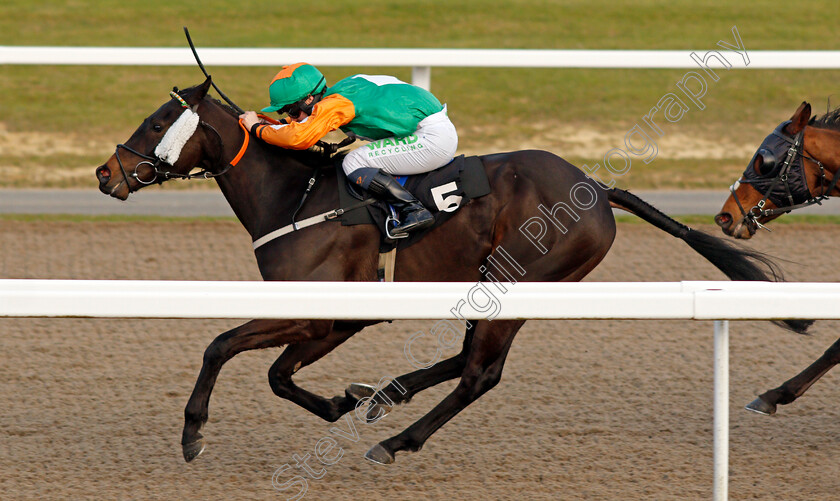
[3,47,840,91]
[3,279,839,501]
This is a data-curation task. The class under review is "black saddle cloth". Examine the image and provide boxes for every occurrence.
[336,154,491,250]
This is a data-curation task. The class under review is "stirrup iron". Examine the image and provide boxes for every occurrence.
[385,215,409,240]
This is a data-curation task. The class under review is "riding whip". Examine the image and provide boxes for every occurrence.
[183,26,245,114]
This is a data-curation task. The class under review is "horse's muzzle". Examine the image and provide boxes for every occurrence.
[96,163,129,200]
[715,211,757,239]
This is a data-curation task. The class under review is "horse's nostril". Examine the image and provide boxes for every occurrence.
[96,166,111,180]
[714,213,732,228]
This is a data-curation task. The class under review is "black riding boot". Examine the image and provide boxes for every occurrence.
[367,172,434,236]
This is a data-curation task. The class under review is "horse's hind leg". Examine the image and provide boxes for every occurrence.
[267,322,376,422]
[746,336,840,415]
[365,319,524,464]
[182,318,332,462]
[353,322,477,423]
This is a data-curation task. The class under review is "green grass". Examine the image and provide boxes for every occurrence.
[3,0,838,49]
[591,158,748,190]
[2,0,839,189]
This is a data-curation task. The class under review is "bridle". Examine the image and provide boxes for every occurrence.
[729,124,840,231]
[113,125,229,190]
[112,92,246,193]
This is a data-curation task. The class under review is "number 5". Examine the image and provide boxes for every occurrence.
[430,181,463,213]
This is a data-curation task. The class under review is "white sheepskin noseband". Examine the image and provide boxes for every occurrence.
[154,108,200,165]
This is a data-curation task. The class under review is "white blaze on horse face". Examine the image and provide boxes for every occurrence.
[154,108,200,165]
[729,180,740,192]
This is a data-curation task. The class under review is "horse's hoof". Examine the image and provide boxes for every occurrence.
[346,383,377,402]
[365,399,393,423]
[364,443,395,465]
[182,439,206,462]
[745,397,777,416]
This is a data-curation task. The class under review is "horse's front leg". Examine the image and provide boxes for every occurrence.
[182,318,332,462]
[267,321,377,422]
[746,336,840,415]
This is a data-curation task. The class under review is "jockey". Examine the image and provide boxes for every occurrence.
[239,63,458,236]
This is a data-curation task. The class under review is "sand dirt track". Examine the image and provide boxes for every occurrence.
[1,219,839,500]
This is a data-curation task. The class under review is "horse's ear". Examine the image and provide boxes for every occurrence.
[786,101,812,135]
[186,76,213,107]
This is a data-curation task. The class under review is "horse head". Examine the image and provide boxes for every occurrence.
[715,101,840,239]
[95,77,223,200]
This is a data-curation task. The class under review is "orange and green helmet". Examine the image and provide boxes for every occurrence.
[261,63,327,113]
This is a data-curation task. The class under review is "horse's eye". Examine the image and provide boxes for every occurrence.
[153,124,163,133]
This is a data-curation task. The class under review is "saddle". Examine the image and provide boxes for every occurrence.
[336,155,491,252]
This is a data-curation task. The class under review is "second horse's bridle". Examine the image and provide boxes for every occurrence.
[729,123,840,231]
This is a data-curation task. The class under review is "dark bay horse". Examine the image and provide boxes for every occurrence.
[716,101,840,416]
[95,77,807,464]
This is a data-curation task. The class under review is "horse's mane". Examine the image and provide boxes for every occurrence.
[209,96,242,119]
[808,102,840,133]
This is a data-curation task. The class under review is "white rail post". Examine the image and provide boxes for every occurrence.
[412,65,431,91]
[713,320,729,501]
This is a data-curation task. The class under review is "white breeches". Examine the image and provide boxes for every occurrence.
[342,106,458,176]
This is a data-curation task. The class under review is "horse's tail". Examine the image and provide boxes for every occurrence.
[606,187,813,334]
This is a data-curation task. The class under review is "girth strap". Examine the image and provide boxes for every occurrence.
[252,198,377,250]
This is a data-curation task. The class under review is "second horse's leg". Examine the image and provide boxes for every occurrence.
[746,336,840,415]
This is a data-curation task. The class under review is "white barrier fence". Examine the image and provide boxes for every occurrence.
[4,280,840,319]
[3,47,840,90]
[3,279,839,501]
